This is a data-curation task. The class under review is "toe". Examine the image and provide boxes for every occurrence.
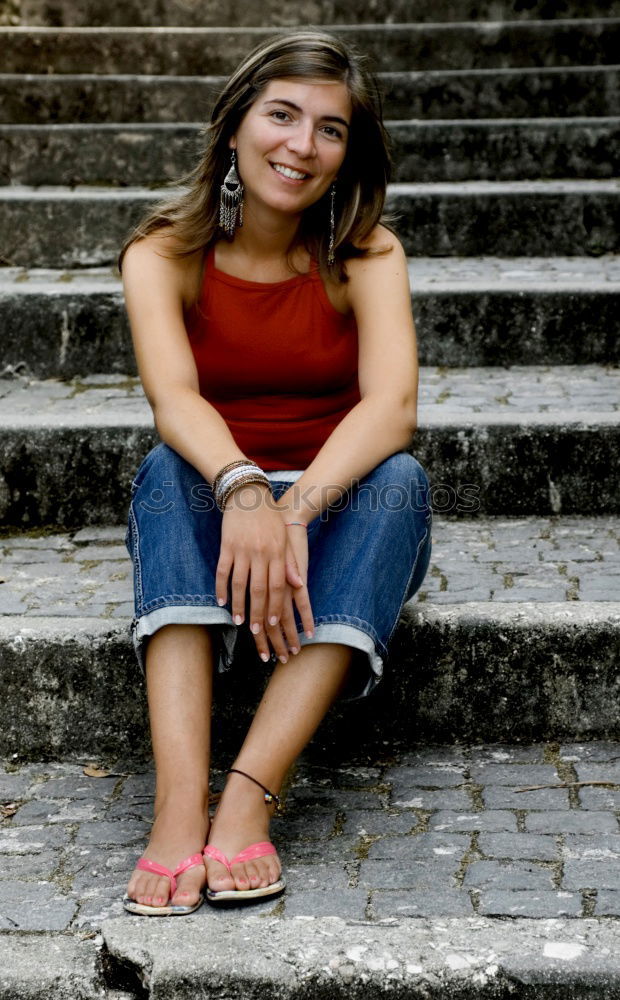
[243,861,262,888]
[230,862,251,891]
[259,856,281,888]
[151,874,173,907]
[170,866,204,907]
[134,873,155,905]
[205,858,235,893]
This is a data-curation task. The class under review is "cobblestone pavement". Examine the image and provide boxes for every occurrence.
[0,366,618,422]
[0,517,617,619]
[2,255,619,292]
[3,743,620,931]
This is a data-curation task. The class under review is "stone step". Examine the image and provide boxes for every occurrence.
[0,518,618,758]
[6,0,620,26]
[4,21,619,75]
[2,258,619,378]
[100,919,620,996]
[0,367,617,527]
[2,65,618,123]
[1,181,618,268]
[3,118,619,187]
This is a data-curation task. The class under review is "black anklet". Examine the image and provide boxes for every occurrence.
[228,768,281,811]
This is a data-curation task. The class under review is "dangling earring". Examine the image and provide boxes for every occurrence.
[219,150,244,239]
[327,183,337,267]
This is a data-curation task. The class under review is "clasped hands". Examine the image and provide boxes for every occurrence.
[216,483,315,664]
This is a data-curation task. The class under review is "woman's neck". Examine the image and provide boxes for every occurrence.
[233,200,301,258]
[216,202,310,281]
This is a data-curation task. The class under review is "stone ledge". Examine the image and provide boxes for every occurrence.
[1,602,618,758]
[3,21,619,76]
[2,180,618,266]
[100,915,620,999]
[1,66,617,126]
[0,935,101,1000]
[3,119,618,188]
[2,258,619,373]
[6,0,620,26]
[0,368,618,522]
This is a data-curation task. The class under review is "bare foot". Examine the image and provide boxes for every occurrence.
[126,794,209,908]
[204,771,281,893]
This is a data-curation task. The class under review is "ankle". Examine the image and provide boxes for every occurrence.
[154,786,210,818]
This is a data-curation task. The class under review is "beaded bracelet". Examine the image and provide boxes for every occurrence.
[219,473,271,512]
[217,465,262,502]
[213,458,259,500]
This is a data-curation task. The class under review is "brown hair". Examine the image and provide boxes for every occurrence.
[118,30,392,281]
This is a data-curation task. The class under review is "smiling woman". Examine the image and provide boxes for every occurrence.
[118,31,432,917]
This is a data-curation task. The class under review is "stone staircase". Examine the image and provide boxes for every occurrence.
[0,0,619,764]
[1,0,620,994]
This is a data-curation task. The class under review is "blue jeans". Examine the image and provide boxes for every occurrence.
[126,444,432,699]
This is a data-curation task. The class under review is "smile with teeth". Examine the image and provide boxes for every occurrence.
[271,163,310,180]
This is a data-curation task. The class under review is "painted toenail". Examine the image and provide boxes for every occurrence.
[251,622,260,634]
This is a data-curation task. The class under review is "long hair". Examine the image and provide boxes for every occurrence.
[118,31,392,282]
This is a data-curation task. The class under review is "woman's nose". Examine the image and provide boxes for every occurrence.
[286,124,316,159]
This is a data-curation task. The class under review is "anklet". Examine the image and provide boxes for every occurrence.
[228,768,281,811]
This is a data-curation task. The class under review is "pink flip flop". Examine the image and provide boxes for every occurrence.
[203,841,286,903]
[123,852,205,916]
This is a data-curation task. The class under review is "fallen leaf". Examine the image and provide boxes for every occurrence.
[83,764,110,779]
[0,801,19,818]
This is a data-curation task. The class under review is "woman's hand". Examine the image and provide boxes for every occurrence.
[215,484,314,663]
[264,519,314,662]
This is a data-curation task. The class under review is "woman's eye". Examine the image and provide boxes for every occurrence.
[321,126,344,140]
[270,110,291,121]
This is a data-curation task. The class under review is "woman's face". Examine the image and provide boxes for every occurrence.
[230,76,351,221]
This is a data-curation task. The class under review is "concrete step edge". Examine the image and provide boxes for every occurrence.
[3,64,620,81]
[3,261,619,372]
[3,66,616,125]
[0,367,618,429]
[2,601,619,640]
[0,935,103,999]
[5,915,620,996]
[3,256,619,291]
[2,179,618,266]
[2,114,620,127]
[9,0,620,25]
[6,18,620,30]
[2,601,619,755]
[3,178,619,197]
[99,915,620,997]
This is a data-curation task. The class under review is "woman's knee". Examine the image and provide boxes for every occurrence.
[358,451,430,517]
[132,443,208,503]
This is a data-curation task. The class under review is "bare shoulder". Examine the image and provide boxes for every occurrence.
[344,225,408,307]
[122,232,204,308]
[355,223,402,254]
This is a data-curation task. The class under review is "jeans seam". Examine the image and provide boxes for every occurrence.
[141,595,222,614]
[385,522,432,649]
[128,503,144,614]
[310,615,384,654]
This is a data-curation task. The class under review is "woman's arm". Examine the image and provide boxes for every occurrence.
[275,227,419,523]
[123,236,249,482]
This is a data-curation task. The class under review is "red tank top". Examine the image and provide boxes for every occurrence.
[185,247,361,471]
